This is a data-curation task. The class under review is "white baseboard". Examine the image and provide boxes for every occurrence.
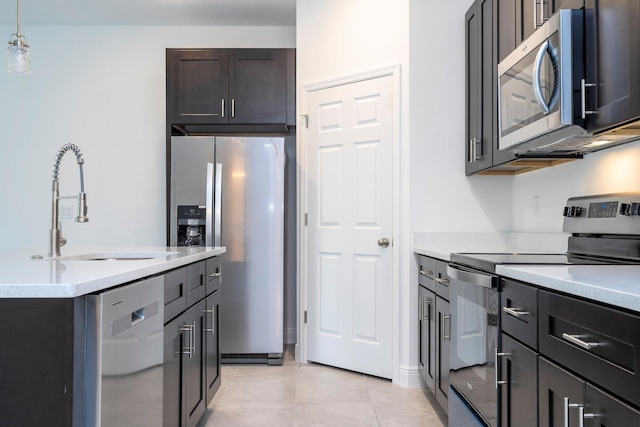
[396,364,423,388]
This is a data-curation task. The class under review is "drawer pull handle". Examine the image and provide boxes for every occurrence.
[562,333,599,350]
[419,270,434,277]
[208,272,221,279]
[435,278,450,285]
[502,306,529,317]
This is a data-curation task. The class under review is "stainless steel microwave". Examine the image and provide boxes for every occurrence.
[498,10,587,154]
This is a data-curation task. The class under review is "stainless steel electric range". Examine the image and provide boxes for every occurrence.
[446,193,640,427]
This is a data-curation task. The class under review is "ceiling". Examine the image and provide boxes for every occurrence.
[0,0,296,26]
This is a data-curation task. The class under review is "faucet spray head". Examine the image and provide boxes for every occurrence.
[76,192,89,223]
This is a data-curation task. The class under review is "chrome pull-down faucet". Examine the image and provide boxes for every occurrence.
[49,143,89,257]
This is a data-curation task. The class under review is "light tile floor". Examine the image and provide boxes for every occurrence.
[199,347,446,426]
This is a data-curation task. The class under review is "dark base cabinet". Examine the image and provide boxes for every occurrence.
[164,258,221,427]
[539,357,640,427]
[500,334,538,427]
[418,284,435,394]
[204,290,221,405]
[0,299,77,427]
[435,295,450,411]
[417,255,449,414]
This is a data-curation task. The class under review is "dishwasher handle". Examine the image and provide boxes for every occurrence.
[447,264,498,289]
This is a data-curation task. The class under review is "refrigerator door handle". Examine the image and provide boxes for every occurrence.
[206,162,214,246]
[214,162,222,247]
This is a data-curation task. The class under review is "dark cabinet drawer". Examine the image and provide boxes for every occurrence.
[205,256,221,295]
[539,290,640,407]
[501,279,538,350]
[186,261,206,307]
[435,260,450,300]
[165,267,187,322]
[418,255,436,293]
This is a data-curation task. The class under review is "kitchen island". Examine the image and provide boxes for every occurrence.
[0,246,225,427]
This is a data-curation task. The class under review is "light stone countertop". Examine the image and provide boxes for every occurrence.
[497,264,640,313]
[413,231,640,313]
[0,246,226,298]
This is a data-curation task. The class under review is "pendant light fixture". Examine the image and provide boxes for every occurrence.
[7,0,30,76]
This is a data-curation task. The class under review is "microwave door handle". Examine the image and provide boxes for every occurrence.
[533,40,551,114]
[206,162,214,246]
[214,162,222,247]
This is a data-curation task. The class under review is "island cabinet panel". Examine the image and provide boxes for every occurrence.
[204,290,222,405]
[186,260,206,307]
[163,299,207,427]
[0,298,76,427]
[164,255,222,427]
[165,267,188,322]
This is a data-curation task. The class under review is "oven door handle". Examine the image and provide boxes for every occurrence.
[446,265,497,289]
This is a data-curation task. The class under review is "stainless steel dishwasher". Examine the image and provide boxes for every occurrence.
[86,275,164,426]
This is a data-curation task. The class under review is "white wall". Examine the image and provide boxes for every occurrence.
[0,25,294,254]
[410,0,513,235]
[513,143,640,232]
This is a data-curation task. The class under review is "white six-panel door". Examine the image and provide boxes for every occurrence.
[305,74,395,378]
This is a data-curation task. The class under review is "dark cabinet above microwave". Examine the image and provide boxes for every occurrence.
[464,0,640,175]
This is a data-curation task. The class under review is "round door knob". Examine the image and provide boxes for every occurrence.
[377,237,390,248]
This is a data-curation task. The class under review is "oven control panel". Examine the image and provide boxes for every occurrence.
[563,193,640,234]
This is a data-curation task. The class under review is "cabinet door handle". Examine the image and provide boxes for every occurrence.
[208,272,221,280]
[231,99,236,118]
[533,0,548,29]
[221,99,225,118]
[502,306,530,318]
[578,406,596,427]
[580,79,597,119]
[468,138,477,162]
[419,269,434,278]
[562,333,599,350]
[191,321,196,355]
[564,397,587,427]
[442,313,451,341]
[203,307,216,334]
[422,298,431,321]
[179,323,194,357]
[494,348,509,389]
[435,278,449,285]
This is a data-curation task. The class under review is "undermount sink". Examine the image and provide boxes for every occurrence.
[40,251,180,261]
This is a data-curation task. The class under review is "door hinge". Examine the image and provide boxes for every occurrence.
[304,213,308,226]
[304,310,308,324]
[301,114,309,128]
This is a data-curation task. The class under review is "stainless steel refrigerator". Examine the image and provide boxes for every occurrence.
[169,136,285,364]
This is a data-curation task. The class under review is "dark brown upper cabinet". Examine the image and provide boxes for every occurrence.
[167,49,294,127]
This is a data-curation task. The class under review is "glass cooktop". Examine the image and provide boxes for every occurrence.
[449,252,628,273]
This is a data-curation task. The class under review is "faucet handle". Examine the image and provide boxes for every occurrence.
[58,222,67,247]
[76,192,89,223]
